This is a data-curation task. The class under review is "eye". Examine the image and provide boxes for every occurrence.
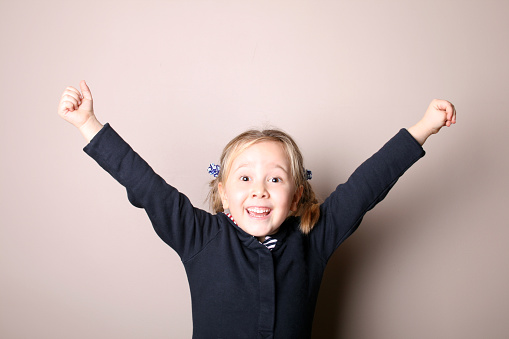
[240,176,250,182]
[269,177,282,183]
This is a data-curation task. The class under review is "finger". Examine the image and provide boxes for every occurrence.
[433,99,453,125]
[60,87,81,108]
[64,86,81,99]
[61,100,76,113]
[444,102,457,127]
[434,99,451,112]
[62,94,80,108]
[62,90,82,105]
[61,94,82,112]
[80,80,93,101]
[445,104,454,124]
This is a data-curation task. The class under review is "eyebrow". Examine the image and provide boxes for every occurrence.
[233,162,290,174]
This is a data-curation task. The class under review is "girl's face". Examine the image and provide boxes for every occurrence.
[218,141,303,241]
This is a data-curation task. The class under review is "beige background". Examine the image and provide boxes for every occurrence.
[1,0,508,338]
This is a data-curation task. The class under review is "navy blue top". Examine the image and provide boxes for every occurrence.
[84,125,425,339]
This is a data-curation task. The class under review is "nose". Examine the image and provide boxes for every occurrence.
[251,181,269,198]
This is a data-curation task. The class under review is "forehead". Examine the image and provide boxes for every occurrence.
[230,140,290,169]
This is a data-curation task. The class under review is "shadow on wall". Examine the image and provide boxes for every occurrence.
[306,145,417,338]
[310,127,487,338]
[311,213,397,338]
[311,183,444,337]
[312,235,359,338]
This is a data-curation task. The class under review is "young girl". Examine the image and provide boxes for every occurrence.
[58,81,456,339]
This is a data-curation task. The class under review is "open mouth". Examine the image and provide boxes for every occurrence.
[246,207,271,218]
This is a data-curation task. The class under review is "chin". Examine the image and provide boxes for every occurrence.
[242,224,273,238]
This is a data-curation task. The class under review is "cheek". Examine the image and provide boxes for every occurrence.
[224,185,246,209]
[273,188,294,208]
[231,190,248,204]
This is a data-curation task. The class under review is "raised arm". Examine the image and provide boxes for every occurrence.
[57,82,220,260]
[58,80,103,142]
[313,99,457,259]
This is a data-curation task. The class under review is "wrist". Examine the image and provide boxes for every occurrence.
[79,116,103,143]
[407,121,432,146]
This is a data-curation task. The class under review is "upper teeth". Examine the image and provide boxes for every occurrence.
[247,207,270,213]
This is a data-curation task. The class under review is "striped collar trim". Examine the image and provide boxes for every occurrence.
[224,212,237,225]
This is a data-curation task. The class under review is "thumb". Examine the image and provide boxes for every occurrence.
[80,80,93,101]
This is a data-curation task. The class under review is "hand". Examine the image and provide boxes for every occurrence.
[58,80,95,127]
[421,99,457,134]
[58,80,103,142]
[408,99,457,145]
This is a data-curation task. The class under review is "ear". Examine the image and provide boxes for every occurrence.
[290,185,304,212]
[217,182,229,210]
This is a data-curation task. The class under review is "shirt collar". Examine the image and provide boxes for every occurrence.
[221,212,293,251]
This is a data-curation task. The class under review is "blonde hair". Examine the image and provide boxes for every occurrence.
[207,128,320,234]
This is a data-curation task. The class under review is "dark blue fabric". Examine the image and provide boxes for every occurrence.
[84,124,424,339]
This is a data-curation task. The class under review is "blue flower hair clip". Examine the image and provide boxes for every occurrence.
[306,169,312,180]
[208,163,310,180]
[208,163,221,178]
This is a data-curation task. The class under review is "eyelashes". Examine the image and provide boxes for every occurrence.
[239,176,283,183]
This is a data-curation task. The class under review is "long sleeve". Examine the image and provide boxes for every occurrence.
[311,128,426,261]
[83,124,221,261]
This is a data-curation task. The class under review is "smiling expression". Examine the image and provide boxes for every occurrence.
[218,141,303,241]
